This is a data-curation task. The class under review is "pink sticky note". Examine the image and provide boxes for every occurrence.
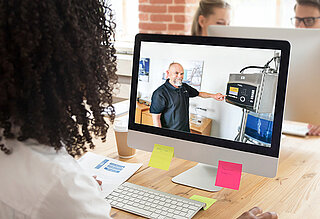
[215,160,242,190]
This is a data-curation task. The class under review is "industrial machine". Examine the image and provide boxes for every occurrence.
[226,52,281,146]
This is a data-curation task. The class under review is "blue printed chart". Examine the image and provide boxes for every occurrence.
[104,163,125,173]
[78,152,142,196]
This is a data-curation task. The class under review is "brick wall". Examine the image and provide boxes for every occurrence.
[139,0,199,35]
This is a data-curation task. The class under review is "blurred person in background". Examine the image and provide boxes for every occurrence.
[292,0,320,135]
[191,0,231,36]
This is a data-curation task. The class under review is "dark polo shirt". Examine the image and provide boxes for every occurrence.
[150,79,199,132]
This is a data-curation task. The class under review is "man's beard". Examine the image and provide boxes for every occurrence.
[174,79,182,87]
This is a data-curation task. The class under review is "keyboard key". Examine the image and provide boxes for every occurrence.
[183,203,190,208]
[181,208,188,213]
[167,213,174,217]
[151,213,160,218]
[186,210,195,217]
[160,211,168,216]
[116,203,124,208]
[189,205,199,210]
[122,204,152,217]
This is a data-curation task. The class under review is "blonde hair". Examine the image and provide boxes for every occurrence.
[191,0,230,36]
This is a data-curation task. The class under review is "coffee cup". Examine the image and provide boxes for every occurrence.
[114,115,136,158]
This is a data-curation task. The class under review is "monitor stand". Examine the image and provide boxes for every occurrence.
[172,163,222,192]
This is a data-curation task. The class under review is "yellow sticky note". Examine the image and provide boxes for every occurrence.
[190,195,217,210]
[148,144,174,171]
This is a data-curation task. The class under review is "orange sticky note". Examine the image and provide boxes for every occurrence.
[214,160,242,190]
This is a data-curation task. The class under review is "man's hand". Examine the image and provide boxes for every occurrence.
[308,124,320,136]
[213,93,226,101]
[236,207,278,219]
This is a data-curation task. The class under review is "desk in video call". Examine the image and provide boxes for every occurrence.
[135,102,212,136]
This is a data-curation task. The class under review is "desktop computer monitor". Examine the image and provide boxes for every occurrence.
[128,34,290,191]
[208,26,320,124]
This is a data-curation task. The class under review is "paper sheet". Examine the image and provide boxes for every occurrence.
[78,152,142,196]
[214,160,242,190]
[148,144,174,171]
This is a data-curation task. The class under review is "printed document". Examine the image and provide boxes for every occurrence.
[78,152,142,196]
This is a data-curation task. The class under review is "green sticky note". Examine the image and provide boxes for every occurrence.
[190,195,217,210]
[148,144,174,171]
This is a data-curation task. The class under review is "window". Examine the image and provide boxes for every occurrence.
[108,0,297,45]
[109,0,139,43]
[228,0,296,28]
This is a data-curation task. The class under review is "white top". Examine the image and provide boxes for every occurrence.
[0,138,112,219]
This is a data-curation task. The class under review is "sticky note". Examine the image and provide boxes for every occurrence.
[214,160,242,190]
[190,195,217,210]
[148,144,174,171]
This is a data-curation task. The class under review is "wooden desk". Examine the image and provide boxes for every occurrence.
[91,126,320,219]
[189,114,212,136]
[135,102,212,135]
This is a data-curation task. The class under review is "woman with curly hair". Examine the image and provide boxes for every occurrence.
[0,0,117,218]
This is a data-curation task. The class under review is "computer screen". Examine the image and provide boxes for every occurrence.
[208,26,320,124]
[128,34,290,191]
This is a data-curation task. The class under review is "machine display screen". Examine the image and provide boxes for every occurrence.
[229,87,239,96]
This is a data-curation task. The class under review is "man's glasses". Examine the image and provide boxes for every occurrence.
[291,16,320,27]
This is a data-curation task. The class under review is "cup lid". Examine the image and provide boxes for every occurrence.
[114,115,129,132]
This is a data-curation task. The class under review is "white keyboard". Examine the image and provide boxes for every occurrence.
[106,182,205,219]
[282,123,309,137]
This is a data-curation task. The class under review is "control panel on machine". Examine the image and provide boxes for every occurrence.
[226,83,257,111]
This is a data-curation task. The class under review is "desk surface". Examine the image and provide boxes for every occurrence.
[91,125,320,219]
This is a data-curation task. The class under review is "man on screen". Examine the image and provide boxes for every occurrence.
[150,62,225,132]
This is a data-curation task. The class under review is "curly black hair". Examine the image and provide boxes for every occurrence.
[0,0,118,156]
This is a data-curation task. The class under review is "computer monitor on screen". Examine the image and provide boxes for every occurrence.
[128,34,290,191]
[208,26,320,124]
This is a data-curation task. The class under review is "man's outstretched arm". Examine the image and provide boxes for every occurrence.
[198,92,226,101]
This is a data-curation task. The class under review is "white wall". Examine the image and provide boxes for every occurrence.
[138,41,277,140]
